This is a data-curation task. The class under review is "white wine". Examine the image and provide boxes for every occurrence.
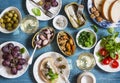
[76,53,96,71]
[20,15,39,34]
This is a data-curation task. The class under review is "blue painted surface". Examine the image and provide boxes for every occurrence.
[0,0,120,83]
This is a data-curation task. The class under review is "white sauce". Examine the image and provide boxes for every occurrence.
[81,75,93,83]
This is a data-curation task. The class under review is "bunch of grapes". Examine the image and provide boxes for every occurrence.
[43,0,58,10]
[1,43,27,75]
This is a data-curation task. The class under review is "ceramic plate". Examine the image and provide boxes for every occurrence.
[26,0,62,21]
[87,0,120,28]
[94,38,120,72]
[0,41,30,78]
[33,52,70,83]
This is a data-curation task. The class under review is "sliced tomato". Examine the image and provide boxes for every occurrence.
[107,56,113,62]
[99,48,108,57]
[101,58,110,65]
[111,60,119,68]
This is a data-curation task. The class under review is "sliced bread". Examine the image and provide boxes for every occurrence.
[93,0,104,13]
[110,0,120,22]
[102,0,116,20]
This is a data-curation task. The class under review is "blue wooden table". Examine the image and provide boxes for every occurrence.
[0,0,120,83]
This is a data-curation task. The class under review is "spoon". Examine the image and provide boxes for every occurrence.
[28,45,37,65]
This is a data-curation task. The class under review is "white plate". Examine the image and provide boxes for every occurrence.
[33,52,70,83]
[26,0,62,21]
[0,41,30,78]
[94,38,120,72]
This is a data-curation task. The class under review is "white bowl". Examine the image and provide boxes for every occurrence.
[77,72,96,83]
[53,15,68,30]
[0,6,22,33]
[76,28,97,50]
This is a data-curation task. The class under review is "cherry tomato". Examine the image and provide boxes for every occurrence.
[99,48,108,57]
[111,60,119,68]
[107,56,113,62]
[101,58,110,65]
[115,54,119,60]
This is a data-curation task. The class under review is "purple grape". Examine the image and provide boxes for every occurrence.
[18,58,27,65]
[6,54,13,61]
[7,43,14,50]
[11,67,17,75]
[13,46,20,52]
[2,46,9,53]
[2,60,10,66]
[51,1,58,7]
[17,53,22,59]
[16,65,23,70]
[45,0,51,2]
[44,3,51,10]
[11,50,18,58]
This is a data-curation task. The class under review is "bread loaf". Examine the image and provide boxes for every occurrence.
[110,0,120,22]
[102,0,116,20]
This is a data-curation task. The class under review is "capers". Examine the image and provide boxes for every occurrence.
[57,57,62,62]
[0,10,19,31]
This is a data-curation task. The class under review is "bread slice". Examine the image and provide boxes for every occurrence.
[39,57,59,83]
[102,0,116,20]
[93,0,104,13]
[110,0,120,22]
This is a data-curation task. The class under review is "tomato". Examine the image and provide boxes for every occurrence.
[101,58,110,65]
[99,48,108,57]
[115,54,119,60]
[111,60,119,68]
[107,56,113,62]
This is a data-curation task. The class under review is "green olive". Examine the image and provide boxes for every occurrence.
[1,23,5,28]
[10,20,14,24]
[7,27,13,31]
[4,15,9,19]
[8,13,13,18]
[14,13,18,17]
[6,18,11,22]
[6,23,12,27]
[10,10,15,14]
[3,19,7,23]
[0,18,4,23]
[15,19,19,23]
[13,23,18,28]
[13,17,17,21]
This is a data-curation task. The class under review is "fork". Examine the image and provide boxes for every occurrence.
[29,0,53,17]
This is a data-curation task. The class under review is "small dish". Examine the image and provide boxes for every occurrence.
[77,72,96,83]
[53,15,68,30]
[0,6,22,33]
[33,52,70,83]
[0,41,30,78]
[32,26,55,49]
[57,31,76,56]
[76,28,97,50]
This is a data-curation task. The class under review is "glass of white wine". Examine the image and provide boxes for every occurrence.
[20,15,39,34]
[76,53,96,71]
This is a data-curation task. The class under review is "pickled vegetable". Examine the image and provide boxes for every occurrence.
[0,10,19,31]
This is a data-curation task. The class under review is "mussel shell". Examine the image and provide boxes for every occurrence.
[57,31,76,56]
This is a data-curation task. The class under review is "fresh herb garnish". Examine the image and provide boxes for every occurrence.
[32,8,41,16]
[46,68,58,81]
[91,25,98,32]
[100,28,120,59]
[20,48,25,54]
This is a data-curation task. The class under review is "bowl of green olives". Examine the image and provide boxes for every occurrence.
[0,6,22,33]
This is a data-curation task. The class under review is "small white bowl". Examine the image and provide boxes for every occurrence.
[53,15,68,30]
[76,28,97,50]
[0,6,22,33]
[77,72,96,83]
